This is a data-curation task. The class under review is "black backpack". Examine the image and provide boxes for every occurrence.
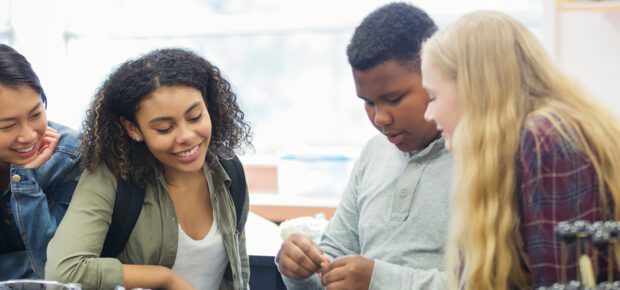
[100,155,247,266]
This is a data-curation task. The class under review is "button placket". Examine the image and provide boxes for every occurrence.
[390,160,428,222]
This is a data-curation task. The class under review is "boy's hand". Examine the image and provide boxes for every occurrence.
[23,127,59,169]
[277,233,324,280]
[320,255,374,290]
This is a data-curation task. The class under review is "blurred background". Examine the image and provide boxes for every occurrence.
[1,0,619,220]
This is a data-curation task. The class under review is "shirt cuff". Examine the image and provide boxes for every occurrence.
[370,259,410,290]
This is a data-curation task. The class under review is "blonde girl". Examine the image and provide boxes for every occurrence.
[421,10,620,289]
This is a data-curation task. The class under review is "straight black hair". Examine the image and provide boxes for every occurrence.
[0,44,47,107]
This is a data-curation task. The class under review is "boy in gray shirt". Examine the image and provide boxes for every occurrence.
[277,3,453,290]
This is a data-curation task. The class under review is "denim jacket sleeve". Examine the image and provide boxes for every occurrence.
[7,121,81,278]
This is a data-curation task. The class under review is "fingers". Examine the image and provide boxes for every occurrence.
[320,255,330,269]
[321,261,346,287]
[45,126,59,136]
[321,255,374,290]
[278,234,323,280]
[326,255,349,272]
[43,127,60,151]
[294,236,325,266]
[21,127,61,169]
[36,134,59,159]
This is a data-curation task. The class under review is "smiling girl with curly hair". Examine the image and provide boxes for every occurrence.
[46,48,252,290]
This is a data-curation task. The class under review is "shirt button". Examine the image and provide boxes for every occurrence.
[4,219,11,226]
[12,175,21,183]
[400,189,407,197]
[21,233,27,240]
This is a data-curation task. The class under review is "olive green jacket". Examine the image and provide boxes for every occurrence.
[45,152,250,290]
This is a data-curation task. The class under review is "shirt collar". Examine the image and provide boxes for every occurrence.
[406,137,446,160]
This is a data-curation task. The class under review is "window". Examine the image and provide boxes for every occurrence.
[0,0,12,43]
[1,0,543,198]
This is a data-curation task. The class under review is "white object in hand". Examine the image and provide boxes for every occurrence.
[279,216,328,242]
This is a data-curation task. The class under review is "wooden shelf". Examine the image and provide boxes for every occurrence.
[558,1,620,11]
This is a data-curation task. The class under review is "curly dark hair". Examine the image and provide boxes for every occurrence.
[346,2,437,71]
[81,48,252,184]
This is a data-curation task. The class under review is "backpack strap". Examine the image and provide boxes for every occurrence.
[101,178,145,258]
[219,155,249,284]
[219,155,248,232]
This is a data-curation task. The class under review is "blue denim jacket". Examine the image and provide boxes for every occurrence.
[0,121,81,280]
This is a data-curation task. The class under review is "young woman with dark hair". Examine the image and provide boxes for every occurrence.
[46,48,252,290]
[0,44,81,280]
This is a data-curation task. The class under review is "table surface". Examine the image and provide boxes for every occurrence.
[245,211,283,257]
[249,193,338,223]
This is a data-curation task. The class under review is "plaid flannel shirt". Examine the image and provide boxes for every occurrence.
[518,115,611,288]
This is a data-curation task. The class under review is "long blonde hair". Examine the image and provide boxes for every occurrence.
[422,11,620,290]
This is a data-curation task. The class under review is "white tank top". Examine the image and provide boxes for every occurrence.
[172,216,228,290]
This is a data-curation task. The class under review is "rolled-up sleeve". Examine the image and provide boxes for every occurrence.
[45,165,124,289]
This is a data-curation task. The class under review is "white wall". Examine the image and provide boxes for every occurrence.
[551,6,620,116]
